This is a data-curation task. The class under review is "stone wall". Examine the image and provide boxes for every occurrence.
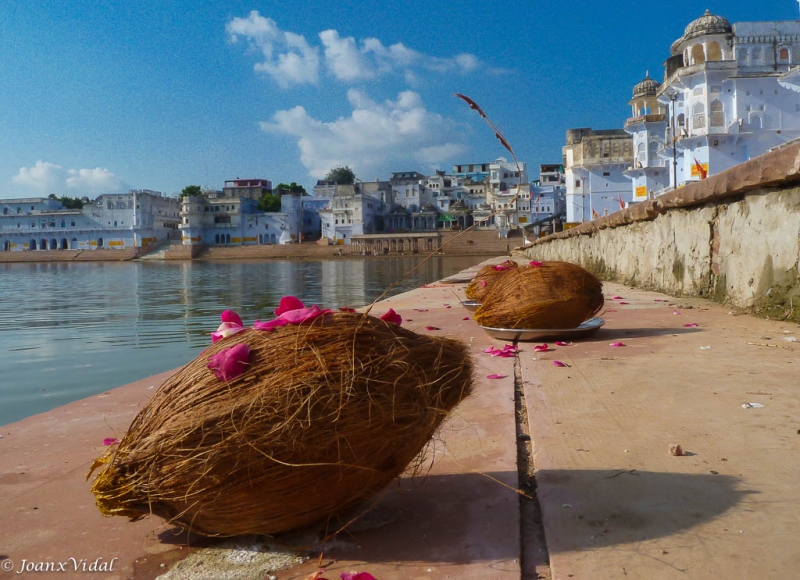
[517,142,800,320]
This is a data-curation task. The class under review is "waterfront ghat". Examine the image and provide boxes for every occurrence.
[2,258,799,579]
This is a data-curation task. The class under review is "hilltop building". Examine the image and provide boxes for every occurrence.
[0,191,180,252]
[623,10,800,201]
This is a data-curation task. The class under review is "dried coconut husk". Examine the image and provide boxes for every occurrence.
[464,259,519,301]
[474,261,603,329]
[87,312,473,537]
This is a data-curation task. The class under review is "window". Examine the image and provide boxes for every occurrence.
[710,99,725,128]
[692,102,706,129]
[602,172,611,177]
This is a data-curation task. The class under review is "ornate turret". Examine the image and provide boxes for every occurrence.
[671,10,732,55]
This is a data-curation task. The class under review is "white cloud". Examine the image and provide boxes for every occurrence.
[261,90,467,179]
[227,12,483,86]
[227,11,320,87]
[11,160,64,192]
[65,167,123,192]
[11,161,123,196]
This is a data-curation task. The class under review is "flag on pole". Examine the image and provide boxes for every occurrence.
[694,157,708,179]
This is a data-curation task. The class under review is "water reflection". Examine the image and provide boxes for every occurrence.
[0,256,479,426]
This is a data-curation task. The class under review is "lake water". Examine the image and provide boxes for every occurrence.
[0,256,480,426]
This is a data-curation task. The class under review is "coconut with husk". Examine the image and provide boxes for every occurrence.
[464,259,519,301]
[88,306,473,537]
[474,261,603,329]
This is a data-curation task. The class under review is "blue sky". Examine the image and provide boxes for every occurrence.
[1,0,798,199]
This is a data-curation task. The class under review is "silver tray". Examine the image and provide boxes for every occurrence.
[460,300,482,312]
[479,317,605,341]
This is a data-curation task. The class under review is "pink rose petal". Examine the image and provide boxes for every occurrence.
[683,323,700,327]
[673,310,681,315]
[380,308,402,326]
[254,305,332,331]
[480,280,487,287]
[220,309,243,326]
[425,326,441,331]
[211,321,247,343]
[340,572,377,580]
[609,341,625,347]
[207,343,250,381]
[487,373,507,379]
[533,343,549,352]
[612,295,624,300]
[275,295,305,316]
[529,260,543,267]
[103,437,119,446]
[339,306,356,312]
[463,317,470,320]
[555,341,572,346]
[618,301,630,305]
[553,360,570,367]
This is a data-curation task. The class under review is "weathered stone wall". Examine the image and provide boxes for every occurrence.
[518,142,800,319]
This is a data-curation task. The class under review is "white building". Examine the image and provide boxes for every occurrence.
[623,74,672,201]
[655,10,800,189]
[179,178,302,246]
[0,191,180,252]
[563,129,634,223]
[317,184,384,245]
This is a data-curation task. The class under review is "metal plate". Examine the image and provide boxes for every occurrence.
[479,317,605,341]
[460,300,482,312]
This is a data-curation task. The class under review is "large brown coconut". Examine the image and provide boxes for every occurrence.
[88,312,473,537]
[464,259,519,301]
[474,261,603,329]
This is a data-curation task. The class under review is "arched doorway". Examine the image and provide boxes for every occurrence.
[30,239,37,250]
[97,237,104,248]
[3,240,10,251]
[60,238,68,249]
[40,238,47,250]
[50,238,57,250]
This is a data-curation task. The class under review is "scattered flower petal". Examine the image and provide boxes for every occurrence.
[211,321,247,343]
[529,260,543,267]
[612,295,624,300]
[339,306,356,312]
[682,323,700,327]
[553,360,570,367]
[605,308,618,313]
[609,341,626,347]
[618,301,630,305]
[555,341,572,346]
[380,308,402,326]
[484,344,520,358]
[254,305,332,331]
[673,310,681,315]
[480,280,487,287]
[207,343,250,381]
[425,326,441,331]
[220,309,243,326]
[103,437,119,446]
[487,373,507,379]
[533,343,549,352]
[275,295,305,316]
[654,299,665,302]
[340,572,377,580]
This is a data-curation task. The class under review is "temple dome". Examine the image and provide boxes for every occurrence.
[633,73,660,98]
[683,10,731,41]
[671,10,732,55]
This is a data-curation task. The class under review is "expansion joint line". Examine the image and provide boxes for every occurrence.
[513,354,551,578]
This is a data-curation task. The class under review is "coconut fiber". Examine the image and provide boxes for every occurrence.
[88,312,473,536]
[463,259,518,301]
[474,261,604,329]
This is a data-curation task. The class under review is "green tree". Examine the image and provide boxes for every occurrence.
[258,192,282,212]
[48,193,84,209]
[180,185,202,198]
[274,182,307,195]
[324,166,356,185]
